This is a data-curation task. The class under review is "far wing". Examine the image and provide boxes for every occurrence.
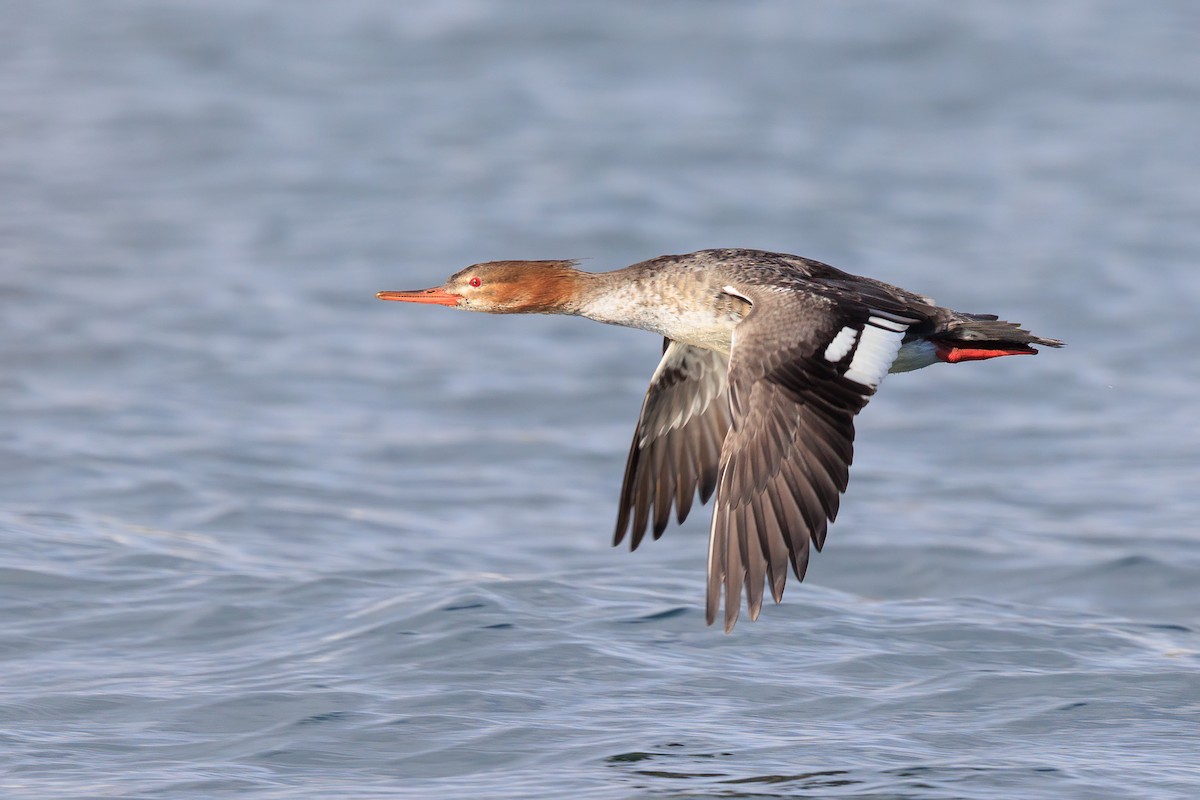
[614,340,732,549]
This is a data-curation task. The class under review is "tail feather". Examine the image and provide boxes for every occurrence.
[941,314,1064,350]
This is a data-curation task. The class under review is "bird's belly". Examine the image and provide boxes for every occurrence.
[890,337,940,373]
[662,313,736,355]
[673,331,733,355]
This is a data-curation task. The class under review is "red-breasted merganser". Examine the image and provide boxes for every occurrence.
[377,248,1063,631]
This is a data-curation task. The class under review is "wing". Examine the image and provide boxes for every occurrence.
[707,293,915,631]
[614,340,732,550]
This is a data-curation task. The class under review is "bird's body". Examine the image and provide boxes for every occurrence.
[378,248,1062,630]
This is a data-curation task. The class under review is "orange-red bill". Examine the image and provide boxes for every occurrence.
[375,288,462,306]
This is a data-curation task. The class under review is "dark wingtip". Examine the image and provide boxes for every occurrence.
[770,572,786,604]
[629,524,647,551]
[706,576,720,628]
[612,507,629,547]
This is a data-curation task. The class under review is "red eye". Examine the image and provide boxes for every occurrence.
[468,277,482,288]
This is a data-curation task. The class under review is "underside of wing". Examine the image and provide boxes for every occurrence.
[614,340,732,549]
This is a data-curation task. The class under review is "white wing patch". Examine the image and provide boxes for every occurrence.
[823,326,859,363]
[844,316,908,388]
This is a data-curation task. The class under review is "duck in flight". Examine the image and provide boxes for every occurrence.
[377,249,1062,631]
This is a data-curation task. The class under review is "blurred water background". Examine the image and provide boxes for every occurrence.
[2,2,1199,798]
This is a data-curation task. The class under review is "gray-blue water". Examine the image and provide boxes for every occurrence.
[2,2,1198,798]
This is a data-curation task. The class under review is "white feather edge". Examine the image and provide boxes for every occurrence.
[722,285,751,302]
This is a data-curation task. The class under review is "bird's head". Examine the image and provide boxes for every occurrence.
[376,260,584,314]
